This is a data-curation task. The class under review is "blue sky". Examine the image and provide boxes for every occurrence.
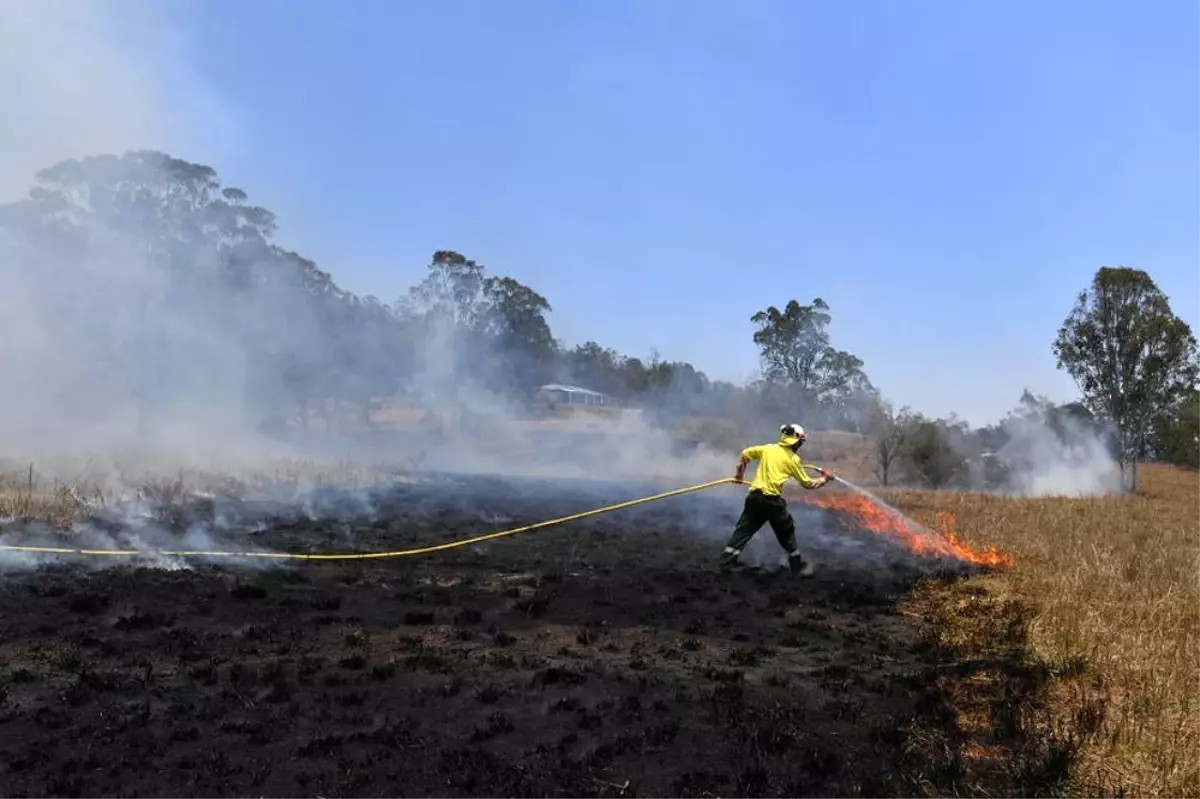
[173,0,1196,425]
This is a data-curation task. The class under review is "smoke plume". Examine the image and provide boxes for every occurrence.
[0,2,259,475]
[0,3,1028,583]
[975,393,1123,497]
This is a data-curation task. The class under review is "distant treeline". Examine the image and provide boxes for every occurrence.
[2,150,1194,484]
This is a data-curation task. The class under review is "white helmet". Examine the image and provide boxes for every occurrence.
[780,423,806,446]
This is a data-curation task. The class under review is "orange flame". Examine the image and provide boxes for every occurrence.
[789,489,1014,569]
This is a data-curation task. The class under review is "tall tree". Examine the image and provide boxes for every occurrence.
[2,150,409,437]
[750,298,869,412]
[866,398,913,486]
[480,275,556,390]
[396,250,492,332]
[1053,266,1199,490]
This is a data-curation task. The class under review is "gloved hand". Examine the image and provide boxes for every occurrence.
[815,467,835,486]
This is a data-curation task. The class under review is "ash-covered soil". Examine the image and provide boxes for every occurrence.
[0,474,981,797]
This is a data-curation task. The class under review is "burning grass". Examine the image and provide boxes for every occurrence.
[885,463,1200,798]
[792,486,1014,569]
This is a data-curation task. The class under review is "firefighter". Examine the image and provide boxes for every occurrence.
[720,423,835,576]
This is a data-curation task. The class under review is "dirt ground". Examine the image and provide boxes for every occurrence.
[0,475,989,797]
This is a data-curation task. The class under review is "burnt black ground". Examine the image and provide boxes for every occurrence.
[0,475,981,797]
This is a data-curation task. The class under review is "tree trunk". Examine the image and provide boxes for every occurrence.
[1117,426,1133,492]
[1131,425,1147,493]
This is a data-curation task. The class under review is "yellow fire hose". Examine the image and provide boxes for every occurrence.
[0,477,739,562]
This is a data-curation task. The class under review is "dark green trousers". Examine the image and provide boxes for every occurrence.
[720,490,807,571]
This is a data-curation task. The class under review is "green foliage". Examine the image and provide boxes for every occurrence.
[1153,388,1199,469]
[905,415,970,488]
[1,149,894,441]
[750,298,870,409]
[395,251,556,393]
[2,151,419,432]
[1053,266,1199,487]
[32,148,1186,467]
[397,250,491,332]
[481,277,553,352]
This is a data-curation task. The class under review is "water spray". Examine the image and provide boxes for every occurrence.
[801,469,1013,569]
[829,475,911,522]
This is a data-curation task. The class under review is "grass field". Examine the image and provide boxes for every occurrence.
[0,466,1008,796]
[885,463,1200,798]
[1,454,1195,796]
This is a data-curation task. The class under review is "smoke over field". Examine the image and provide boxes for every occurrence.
[966,393,1124,497]
[9,3,1176,791]
[0,464,1023,797]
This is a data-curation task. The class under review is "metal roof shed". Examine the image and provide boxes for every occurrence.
[536,384,610,405]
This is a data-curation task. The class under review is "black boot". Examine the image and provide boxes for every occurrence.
[788,553,816,577]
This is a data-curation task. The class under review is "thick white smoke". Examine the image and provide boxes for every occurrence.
[987,399,1123,497]
[0,1,234,201]
[0,1,264,478]
[386,312,731,483]
[0,2,968,588]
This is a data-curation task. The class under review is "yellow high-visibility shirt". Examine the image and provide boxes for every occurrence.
[740,443,820,495]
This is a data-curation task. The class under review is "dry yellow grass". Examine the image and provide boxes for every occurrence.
[886,463,1200,797]
[0,458,417,528]
[0,466,93,526]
